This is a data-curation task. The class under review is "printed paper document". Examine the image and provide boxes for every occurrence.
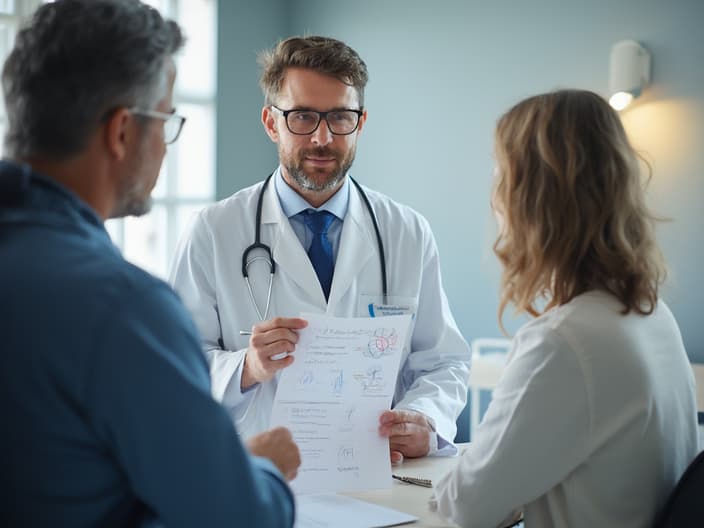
[271,313,412,494]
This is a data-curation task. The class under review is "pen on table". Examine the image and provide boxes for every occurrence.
[239,330,289,361]
[392,474,433,488]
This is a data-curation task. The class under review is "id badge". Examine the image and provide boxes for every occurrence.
[358,294,418,319]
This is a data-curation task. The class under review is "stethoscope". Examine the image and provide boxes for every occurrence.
[241,173,388,320]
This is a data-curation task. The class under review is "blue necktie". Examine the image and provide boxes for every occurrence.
[303,209,335,300]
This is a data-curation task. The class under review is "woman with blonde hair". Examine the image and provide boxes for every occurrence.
[434,90,698,528]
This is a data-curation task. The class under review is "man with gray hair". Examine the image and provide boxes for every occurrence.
[0,1,298,526]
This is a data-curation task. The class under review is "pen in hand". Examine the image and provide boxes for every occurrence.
[239,330,289,361]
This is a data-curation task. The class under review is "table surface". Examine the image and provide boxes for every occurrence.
[342,446,465,528]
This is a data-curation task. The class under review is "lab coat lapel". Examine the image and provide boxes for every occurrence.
[327,183,374,307]
[261,183,327,306]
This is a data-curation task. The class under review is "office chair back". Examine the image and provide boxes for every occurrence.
[653,449,704,527]
[691,363,704,449]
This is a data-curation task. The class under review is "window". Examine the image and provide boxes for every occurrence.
[105,0,218,279]
[0,1,44,147]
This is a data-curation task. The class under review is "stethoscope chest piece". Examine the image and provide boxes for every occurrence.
[241,174,276,321]
[242,242,274,322]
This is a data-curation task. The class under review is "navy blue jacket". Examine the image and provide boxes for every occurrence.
[0,161,294,527]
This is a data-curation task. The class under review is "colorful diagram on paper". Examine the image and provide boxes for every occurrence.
[365,328,399,359]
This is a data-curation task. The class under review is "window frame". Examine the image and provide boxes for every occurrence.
[106,0,218,279]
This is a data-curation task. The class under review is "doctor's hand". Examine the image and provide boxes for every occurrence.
[246,426,301,481]
[241,317,308,390]
[378,409,434,464]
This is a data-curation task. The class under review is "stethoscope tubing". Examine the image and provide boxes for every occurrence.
[241,173,389,321]
[349,176,388,303]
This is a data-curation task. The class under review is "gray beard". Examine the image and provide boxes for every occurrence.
[287,163,349,192]
[111,188,153,218]
[284,145,356,193]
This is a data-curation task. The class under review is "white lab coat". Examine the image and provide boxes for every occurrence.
[434,290,699,528]
[169,177,471,448]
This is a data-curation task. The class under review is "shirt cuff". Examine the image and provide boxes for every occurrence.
[423,415,457,456]
[433,433,458,456]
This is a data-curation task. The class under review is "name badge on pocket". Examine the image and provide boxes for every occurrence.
[359,294,417,319]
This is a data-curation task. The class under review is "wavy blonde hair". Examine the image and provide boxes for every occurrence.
[492,89,665,328]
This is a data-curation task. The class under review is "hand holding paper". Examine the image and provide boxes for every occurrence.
[379,409,434,463]
[241,317,308,389]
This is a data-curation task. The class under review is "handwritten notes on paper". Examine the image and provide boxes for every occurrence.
[270,313,412,494]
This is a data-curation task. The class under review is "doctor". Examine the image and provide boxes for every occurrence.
[169,35,471,462]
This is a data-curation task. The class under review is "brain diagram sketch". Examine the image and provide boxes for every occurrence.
[365,328,398,359]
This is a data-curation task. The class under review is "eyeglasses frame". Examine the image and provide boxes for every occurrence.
[270,105,364,136]
[128,107,187,145]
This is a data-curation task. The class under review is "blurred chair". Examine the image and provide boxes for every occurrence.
[691,363,704,449]
[468,338,512,438]
[648,363,704,527]
[653,449,704,527]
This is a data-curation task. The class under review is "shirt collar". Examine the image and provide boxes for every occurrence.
[273,165,349,220]
[0,160,104,230]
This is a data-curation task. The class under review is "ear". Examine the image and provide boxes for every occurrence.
[262,105,279,143]
[104,107,132,161]
[356,109,368,135]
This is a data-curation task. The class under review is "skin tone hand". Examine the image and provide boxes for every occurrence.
[246,426,301,481]
[378,409,434,464]
[241,317,308,390]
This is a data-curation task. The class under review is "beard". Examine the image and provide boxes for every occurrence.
[110,166,155,218]
[281,144,356,193]
[109,136,159,218]
[112,189,153,218]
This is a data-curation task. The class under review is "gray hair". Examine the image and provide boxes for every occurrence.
[1,0,184,161]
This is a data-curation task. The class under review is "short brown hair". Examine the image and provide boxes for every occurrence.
[258,35,368,107]
[492,89,666,328]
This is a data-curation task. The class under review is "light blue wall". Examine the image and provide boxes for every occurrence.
[216,0,289,195]
[217,1,704,363]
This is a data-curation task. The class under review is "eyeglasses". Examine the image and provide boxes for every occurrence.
[271,105,363,135]
[129,107,186,144]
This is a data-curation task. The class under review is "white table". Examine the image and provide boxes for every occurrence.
[342,446,466,528]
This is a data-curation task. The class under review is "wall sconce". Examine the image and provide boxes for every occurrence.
[608,40,651,111]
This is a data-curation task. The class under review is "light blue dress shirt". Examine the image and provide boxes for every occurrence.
[273,166,349,262]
